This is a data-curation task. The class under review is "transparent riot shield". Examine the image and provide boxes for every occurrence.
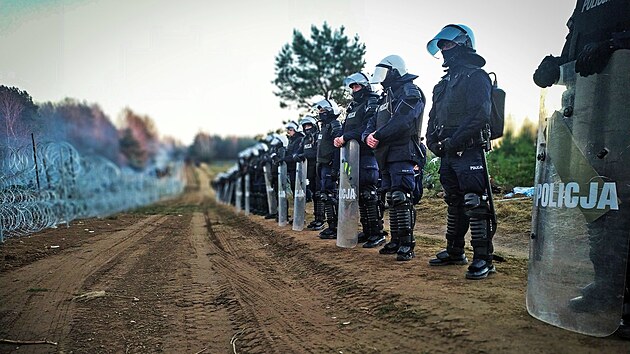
[263,163,278,216]
[235,177,243,212]
[292,160,307,231]
[244,173,251,215]
[221,182,229,204]
[527,51,630,337]
[227,179,236,206]
[337,140,360,248]
[278,162,289,226]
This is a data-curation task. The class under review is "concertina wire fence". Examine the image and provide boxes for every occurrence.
[0,140,185,243]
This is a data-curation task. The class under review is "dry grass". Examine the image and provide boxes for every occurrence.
[416,193,532,235]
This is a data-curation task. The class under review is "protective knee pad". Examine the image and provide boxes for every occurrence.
[464,192,491,219]
[470,217,492,261]
[444,192,464,207]
[446,205,468,254]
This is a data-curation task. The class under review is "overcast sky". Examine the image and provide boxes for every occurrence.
[1,0,575,144]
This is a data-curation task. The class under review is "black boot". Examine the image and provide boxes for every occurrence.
[396,236,415,261]
[465,259,496,280]
[319,192,337,239]
[430,204,468,266]
[307,192,326,230]
[429,249,468,266]
[466,216,495,280]
[379,233,400,254]
[363,231,387,248]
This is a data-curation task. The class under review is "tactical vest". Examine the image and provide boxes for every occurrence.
[302,132,318,160]
[432,66,488,142]
[317,120,341,164]
[375,87,420,145]
[345,95,378,153]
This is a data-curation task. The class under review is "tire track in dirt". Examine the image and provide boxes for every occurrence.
[154,211,236,354]
[204,209,338,353]
[211,202,492,353]
[205,202,481,353]
[0,214,167,352]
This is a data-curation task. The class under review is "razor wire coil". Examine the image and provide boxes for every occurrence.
[0,141,185,241]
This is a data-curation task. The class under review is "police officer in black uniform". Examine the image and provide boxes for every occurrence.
[295,116,325,231]
[335,72,386,247]
[314,99,343,239]
[364,55,426,261]
[532,0,630,337]
[534,0,630,86]
[425,24,496,279]
[283,121,304,194]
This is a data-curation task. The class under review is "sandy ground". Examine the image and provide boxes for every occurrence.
[0,166,628,353]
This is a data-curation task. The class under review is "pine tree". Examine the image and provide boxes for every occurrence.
[273,22,366,109]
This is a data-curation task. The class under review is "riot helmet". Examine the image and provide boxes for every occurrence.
[314,98,340,124]
[426,24,476,58]
[344,72,372,101]
[299,115,318,135]
[285,120,299,137]
[271,133,288,147]
[371,55,407,88]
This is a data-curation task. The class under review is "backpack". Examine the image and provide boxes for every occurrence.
[488,72,505,140]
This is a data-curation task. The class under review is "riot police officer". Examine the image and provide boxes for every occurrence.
[530,0,630,338]
[314,99,343,239]
[283,121,304,193]
[295,116,324,230]
[425,24,496,279]
[533,0,630,86]
[364,55,426,261]
[335,72,385,247]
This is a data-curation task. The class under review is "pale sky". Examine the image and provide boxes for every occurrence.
[1,0,575,145]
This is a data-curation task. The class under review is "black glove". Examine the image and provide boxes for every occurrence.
[428,142,444,158]
[270,153,280,164]
[533,55,560,88]
[331,168,340,182]
[440,138,456,153]
[575,40,616,77]
[293,153,305,162]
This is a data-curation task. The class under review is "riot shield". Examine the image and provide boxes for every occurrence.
[292,160,307,231]
[278,162,289,226]
[234,177,243,211]
[227,179,236,206]
[263,163,278,216]
[337,140,360,248]
[527,51,630,337]
[244,173,251,215]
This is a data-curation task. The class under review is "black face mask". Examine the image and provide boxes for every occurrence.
[442,45,467,67]
[381,69,401,89]
[319,112,336,124]
[304,126,316,135]
[351,86,369,101]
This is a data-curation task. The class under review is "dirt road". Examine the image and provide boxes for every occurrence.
[1,166,628,353]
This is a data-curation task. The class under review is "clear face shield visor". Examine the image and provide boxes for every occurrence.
[371,65,391,85]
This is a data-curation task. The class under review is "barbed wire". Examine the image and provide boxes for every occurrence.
[0,141,185,242]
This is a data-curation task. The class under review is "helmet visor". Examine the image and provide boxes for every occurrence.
[427,25,467,57]
[370,66,389,84]
[343,72,370,88]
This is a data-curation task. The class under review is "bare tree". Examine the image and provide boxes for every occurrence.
[0,86,37,146]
